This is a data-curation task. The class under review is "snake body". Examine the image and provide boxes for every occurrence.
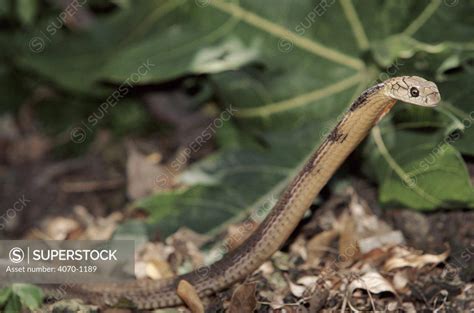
[63,76,440,309]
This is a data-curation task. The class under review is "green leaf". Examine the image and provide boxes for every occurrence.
[366,128,474,210]
[16,0,37,25]
[112,220,151,247]
[4,294,21,313]
[12,283,44,310]
[438,73,474,156]
[0,287,12,306]
[111,0,131,9]
[0,0,10,18]
[0,64,32,113]
[18,0,260,92]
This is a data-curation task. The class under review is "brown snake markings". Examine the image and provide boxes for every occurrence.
[327,123,348,143]
[50,77,440,309]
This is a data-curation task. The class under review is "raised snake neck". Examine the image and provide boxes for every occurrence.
[55,76,440,309]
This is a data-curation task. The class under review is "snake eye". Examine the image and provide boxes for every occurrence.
[410,87,419,98]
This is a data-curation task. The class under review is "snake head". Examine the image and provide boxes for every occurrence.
[385,76,441,107]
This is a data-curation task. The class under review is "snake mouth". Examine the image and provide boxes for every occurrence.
[423,91,441,107]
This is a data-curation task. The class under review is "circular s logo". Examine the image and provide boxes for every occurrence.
[9,247,25,263]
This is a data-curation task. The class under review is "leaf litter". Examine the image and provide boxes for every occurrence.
[33,187,472,312]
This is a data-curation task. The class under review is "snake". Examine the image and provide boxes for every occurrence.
[56,76,440,309]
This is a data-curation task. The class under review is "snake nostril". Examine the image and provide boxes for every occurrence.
[429,92,441,105]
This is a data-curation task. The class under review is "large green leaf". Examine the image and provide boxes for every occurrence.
[16,0,474,235]
[11,284,43,310]
[438,73,474,156]
[0,287,11,306]
[4,294,21,313]
[17,0,260,92]
[0,284,43,312]
[364,127,474,210]
[16,0,38,25]
[0,0,10,18]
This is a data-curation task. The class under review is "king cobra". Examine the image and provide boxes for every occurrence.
[58,76,440,309]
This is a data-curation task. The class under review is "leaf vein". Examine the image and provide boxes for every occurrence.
[210,0,364,70]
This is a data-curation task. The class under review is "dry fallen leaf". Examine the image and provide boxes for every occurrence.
[135,242,174,280]
[296,276,318,287]
[33,206,122,240]
[257,269,287,310]
[257,261,274,275]
[401,302,417,313]
[347,271,396,297]
[126,142,178,199]
[384,246,449,271]
[42,216,80,240]
[308,287,330,313]
[358,230,405,254]
[289,235,307,262]
[167,227,211,249]
[167,227,208,272]
[145,259,174,280]
[392,270,410,292]
[288,279,307,298]
[348,191,393,237]
[177,280,204,313]
[337,212,359,267]
[228,283,257,313]
[306,229,338,266]
[345,191,404,255]
[73,205,123,240]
